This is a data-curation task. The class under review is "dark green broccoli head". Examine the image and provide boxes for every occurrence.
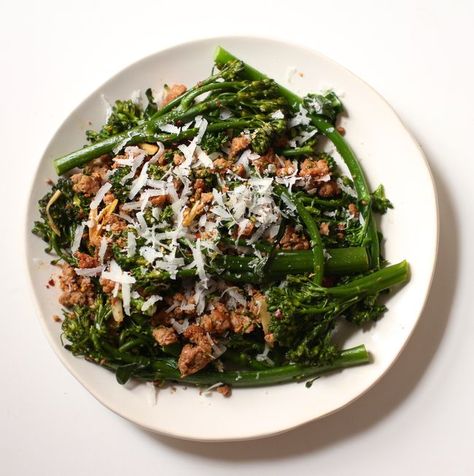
[303,91,343,124]
[110,167,133,202]
[86,99,144,144]
[371,184,393,214]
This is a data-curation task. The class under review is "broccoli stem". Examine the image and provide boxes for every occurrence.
[54,117,256,175]
[179,81,247,109]
[218,247,368,278]
[297,194,346,209]
[214,46,381,269]
[323,260,410,298]
[279,145,314,157]
[107,345,370,387]
[139,247,367,285]
[297,260,409,316]
[275,185,324,284]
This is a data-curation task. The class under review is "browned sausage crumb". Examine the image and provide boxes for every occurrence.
[275,159,296,177]
[237,220,255,238]
[253,149,276,173]
[264,333,275,345]
[319,222,330,236]
[103,192,116,205]
[173,153,185,165]
[162,84,187,106]
[318,180,340,198]
[178,343,212,377]
[150,194,170,207]
[279,225,310,250]
[230,309,255,334]
[75,251,99,269]
[99,277,115,294]
[70,173,101,196]
[152,326,178,346]
[58,265,95,308]
[200,302,231,335]
[52,315,62,323]
[217,385,232,397]
[213,157,233,173]
[230,135,250,157]
[348,203,359,218]
[299,159,330,178]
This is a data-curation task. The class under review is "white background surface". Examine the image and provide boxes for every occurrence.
[1,0,473,474]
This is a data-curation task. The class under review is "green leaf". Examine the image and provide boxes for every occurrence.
[115,363,140,385]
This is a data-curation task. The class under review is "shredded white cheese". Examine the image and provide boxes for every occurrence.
[141,295,162,312]
[98,236,108,264]
[74,266,104,277]
[71,222,85,254]
[90,183,112,210]
[127,232,136,257]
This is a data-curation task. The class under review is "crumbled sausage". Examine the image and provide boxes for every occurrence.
[318,180,340,198]
[279,225,310,250]
[336,222,345,240]
[232,163,247,177]
[199,302,231,335]
[275,159,296,177]
[103,214,127,233]
[75,251,99,269]
[103,192,116,205]
[348,203,359,218]
[213,157,233,173]
[150,194,170,207]
[58,264,95,307]
[183,325,212,350]
[264,333,275,345]
[152,326,178,346]
[299,159,330,178]
[70,173,101,196]
[84,155,112,181]
[99,277,115,294]
[194,178,206,192]
[217,385,232,397]
[178,344,212,377]
[230,310,254,334]
[178,325,213,376]
[238,221,255,238]
[253,149,276,173]
[173,153,185,165]
[162,84,187,106]
[319,222,330,236]
[230,135,250,157]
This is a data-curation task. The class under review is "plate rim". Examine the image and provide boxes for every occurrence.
[23,34,439,441]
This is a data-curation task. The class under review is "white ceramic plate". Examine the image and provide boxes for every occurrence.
[25,37,438,441]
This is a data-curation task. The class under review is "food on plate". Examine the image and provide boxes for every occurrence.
[32,47,409,393]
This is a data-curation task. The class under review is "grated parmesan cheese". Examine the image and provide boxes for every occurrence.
[90,182,112,210]
[74,266,104,277]
[98,236,108,264]
[127,232,136,257]
[71,222,85,254]
[141,295,162,312]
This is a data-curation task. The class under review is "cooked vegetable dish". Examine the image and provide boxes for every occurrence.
[32,47,409,395]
